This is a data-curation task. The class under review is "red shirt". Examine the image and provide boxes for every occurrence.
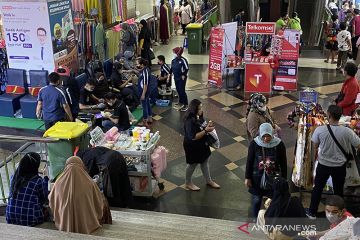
[353,15,360,37]
[337,77,360,116]
[330,211,353,229]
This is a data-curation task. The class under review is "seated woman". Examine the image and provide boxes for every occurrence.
[77,147,133,208]
[257,177,307,239]
[6,152,49,226]
[49,156,112,234]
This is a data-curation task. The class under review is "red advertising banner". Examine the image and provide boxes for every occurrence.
[274,30,300,91]
[245,63,272,93]
[208,27,225,87]
[246,22,276,35]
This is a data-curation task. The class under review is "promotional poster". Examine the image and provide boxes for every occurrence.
[244,63,272,93]
[48,0,78,72]
[208,27,224,87]
[273,29,300,91]
[0,2,55,72]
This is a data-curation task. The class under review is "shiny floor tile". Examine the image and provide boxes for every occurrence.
[217,142,248,162]
[210,92,243,107]
[313,83,342,95]
[267,95,294,109]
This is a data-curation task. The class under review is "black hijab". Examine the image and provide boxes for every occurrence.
[10,152,41,198]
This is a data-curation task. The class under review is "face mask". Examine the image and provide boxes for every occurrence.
[136,65,142,70]
[326,212,342,224]
[259,106,267,112]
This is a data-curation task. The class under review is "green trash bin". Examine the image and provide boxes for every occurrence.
[186,23,203,54]
[43,122,90,180]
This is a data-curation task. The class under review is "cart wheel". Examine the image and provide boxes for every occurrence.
[158,182,165,191]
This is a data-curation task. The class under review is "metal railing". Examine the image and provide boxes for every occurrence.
[0,135,58,203]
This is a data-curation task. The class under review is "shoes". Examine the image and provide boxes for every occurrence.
[305,208,316,220]
[207,181,221,189]
[180,105,188,112]
[185,183,200,191]
[324,60,329,63]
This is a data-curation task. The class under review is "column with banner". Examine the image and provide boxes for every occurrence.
[0,1,55,72]
[48,0,78,72]
[244,22,276,93]
[208,27,224,87]
[273,29,300,91]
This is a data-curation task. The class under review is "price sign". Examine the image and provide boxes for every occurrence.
[299,91,318,103]
[208,27,225,87]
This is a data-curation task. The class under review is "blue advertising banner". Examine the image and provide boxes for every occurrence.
[48,0,78,72]
[299,91,318,104]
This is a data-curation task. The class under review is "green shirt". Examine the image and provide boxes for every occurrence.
[289,17,302,31]
[276,18,287,30]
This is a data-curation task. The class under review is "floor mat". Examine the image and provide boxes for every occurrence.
[0,117,45,131]
[131,107,143,124]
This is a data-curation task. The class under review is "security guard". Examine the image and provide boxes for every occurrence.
[169,47,189,111]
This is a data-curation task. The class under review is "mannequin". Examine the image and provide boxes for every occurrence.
[160,0,170,44]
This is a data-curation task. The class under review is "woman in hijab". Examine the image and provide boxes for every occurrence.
[6,152,48,226]
[49,156,112,234]
[257,177,306,239]
[138,19,152,66]
[245,123,287,218]
[246,93,278,142]
[121,22,135,53]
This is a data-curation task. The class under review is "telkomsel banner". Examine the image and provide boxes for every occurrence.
[48,0,78,72]
[208,27,225,87]
[0,2,55,72]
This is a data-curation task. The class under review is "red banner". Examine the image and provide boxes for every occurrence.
[208,27,225,87]
[246,22,276,35]
[245,63,272,93]
[274,30,300,91]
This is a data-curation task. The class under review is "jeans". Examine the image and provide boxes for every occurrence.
[141,97,152,120]
[234,69,243,86]
[309,163,346,214]
[252,194,263,219]
[185,158,212,184]
[175,78,188,105]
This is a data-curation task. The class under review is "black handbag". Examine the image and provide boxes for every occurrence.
[335,92,345,104]
[326,125,354,162]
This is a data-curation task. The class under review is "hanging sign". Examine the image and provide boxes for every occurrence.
[208,27,224,87]
[273,29,300,91]
[244,63,272,93]
[48,0,78,72]
[246,22,276,35]
[0,1,55,72]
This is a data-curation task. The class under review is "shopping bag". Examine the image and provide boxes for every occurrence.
[206,129,220,149]
[149,48,155,60]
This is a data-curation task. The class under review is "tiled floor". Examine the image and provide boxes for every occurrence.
[1,42,360,224]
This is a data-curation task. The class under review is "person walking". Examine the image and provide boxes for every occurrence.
[325,15,340,64]
[138,19,152,67]
[352,9,360,60]
[336,22,352,73]
[245,123,287,218]
[137,58,153,125]
[306,105,360,219]
[234,9,246,27]
[169,47,189,111]
[36,72,73,130]
[335,62,360,116]
[180,0,193,35]
[183,99,220,191]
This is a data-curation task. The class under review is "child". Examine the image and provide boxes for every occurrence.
[173,12,180,35]
[157,55,171,89]
[336,22,352,73]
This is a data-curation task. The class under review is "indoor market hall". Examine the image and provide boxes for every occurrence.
[0,0,359,239]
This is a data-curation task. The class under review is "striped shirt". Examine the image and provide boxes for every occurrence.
[37,84,68,121]
[140,67,151,89]
[171,57,189,80]
[160,63,171,77]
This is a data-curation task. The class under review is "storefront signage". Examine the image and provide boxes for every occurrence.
[244,63,272,93]
[208,27,225,87]
[274,29,300,91]
[48,0,78,72]
[246,22,276,35]
[0,1,55,72]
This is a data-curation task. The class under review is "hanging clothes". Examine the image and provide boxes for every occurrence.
[72,0,85,12]
[160,3,170,42]
[106,29,121,59]
[165,0,173,36]
[85,0,102,21]
[95,23,105,61]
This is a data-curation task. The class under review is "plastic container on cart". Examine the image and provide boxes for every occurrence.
[186,23,203,54]
[44,122,90,181]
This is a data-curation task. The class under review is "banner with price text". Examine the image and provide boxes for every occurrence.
[0,1,55,72]
[208,27,225,87]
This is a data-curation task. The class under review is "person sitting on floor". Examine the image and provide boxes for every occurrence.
[102,92,131,131]
[49,156,112,234]
[6,152,49,226]
[92,72,110,103]
[257,177,307,239]
[157,55,171,89]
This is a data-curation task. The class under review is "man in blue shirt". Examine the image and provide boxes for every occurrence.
[169,47,189,111]
[36,72,73,130]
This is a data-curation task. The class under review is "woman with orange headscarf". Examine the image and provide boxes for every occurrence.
[49,156,111,234]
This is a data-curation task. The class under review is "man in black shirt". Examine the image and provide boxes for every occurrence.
[79,79,102,110]
[103,92,131,131]
[157,55,171,88]
[92,72,110,102]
